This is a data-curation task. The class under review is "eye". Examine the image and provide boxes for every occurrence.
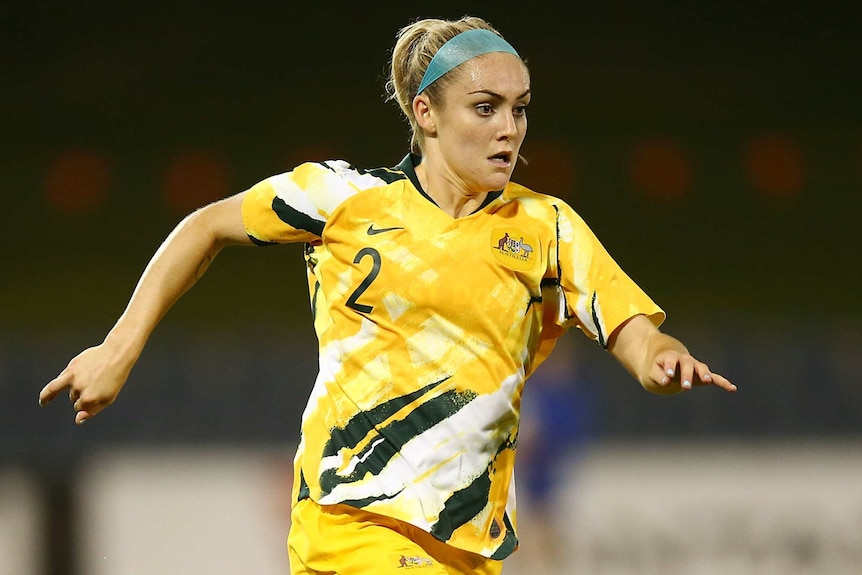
[476,103,494,115]
[514,103,528,117]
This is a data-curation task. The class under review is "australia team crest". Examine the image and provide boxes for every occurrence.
[491,227,539,271]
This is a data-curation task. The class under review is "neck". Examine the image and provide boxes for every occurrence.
[415,158,488,219]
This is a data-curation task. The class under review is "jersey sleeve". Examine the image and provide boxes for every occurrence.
[241,160,366,245]
[552,202,665,347]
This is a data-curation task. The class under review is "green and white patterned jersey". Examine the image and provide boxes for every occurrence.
[241,154,664,559]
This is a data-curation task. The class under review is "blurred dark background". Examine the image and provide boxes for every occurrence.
[2,2,860,572]
[2,0,861,482]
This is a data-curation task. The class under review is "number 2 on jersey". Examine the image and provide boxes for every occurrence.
[346,247,381,314]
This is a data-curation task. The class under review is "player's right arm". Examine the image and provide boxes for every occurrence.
[38,192,253,424]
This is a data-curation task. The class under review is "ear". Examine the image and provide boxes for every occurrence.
[412,94,436,135]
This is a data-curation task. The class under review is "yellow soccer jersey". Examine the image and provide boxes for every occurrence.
[242,154,665,559]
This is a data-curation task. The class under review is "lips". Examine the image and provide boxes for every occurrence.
[489,151,512,164]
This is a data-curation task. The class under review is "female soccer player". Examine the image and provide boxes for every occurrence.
[39,15,736,575]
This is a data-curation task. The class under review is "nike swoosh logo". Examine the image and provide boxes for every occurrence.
[367,224,405,235]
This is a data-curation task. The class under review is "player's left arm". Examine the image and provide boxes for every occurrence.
[607,314,737,395]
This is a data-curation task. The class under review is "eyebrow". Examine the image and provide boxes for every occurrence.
[468,88,532,100]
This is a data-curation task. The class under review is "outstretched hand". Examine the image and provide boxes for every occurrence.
[609,315,737,396]
[649,349,737,394]
[38,343,131,424]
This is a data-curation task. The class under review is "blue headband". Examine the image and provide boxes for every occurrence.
[417,29,520,95]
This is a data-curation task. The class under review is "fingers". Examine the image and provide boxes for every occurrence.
[40,364,114,424]
[39,371,72,406]
[691,362,737,392]
[658,365,692,390]
[657,354,692,390]
[704,371,737,392]
[75,405,102,425]
[655,353,737,393]
[73,393,110,424]
[690,362,711,390]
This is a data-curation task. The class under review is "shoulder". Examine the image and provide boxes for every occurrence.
[503,180,578,214]
[317,160,410,190]
[504,181,596,234]
[254,159,409,210]
[271,159,405,194]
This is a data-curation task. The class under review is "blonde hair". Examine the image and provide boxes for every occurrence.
[385,16,510,155]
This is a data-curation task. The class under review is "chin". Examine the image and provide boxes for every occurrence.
[487,172,513,190]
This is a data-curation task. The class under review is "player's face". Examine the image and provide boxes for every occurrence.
[434,52,530,193]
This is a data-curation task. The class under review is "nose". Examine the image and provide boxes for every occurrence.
[497,110,518,140]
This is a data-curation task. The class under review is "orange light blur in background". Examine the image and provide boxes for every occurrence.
[162,150,231,215]
[744,133,805,199]
[44,148,112,214]
[517,138,578,200]
[630,137,692,202]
